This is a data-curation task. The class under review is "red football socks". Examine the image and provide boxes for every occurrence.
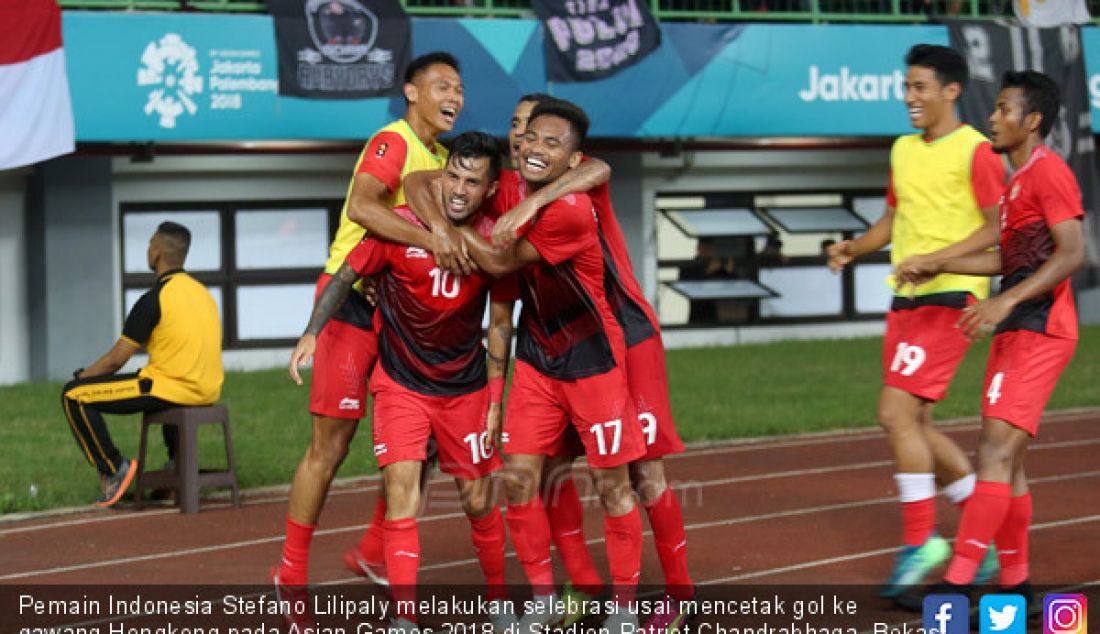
[468,507,508,601]
[355,496,388,565]
[279,516,316,586]
[645,488,694,600]
[946,481,1011,585]
[994,493,1033,587]
[384,517,420,620]
[901,498,936,546]
[547,478,604,595]
[604,507,643,606]
[506,497,555,596]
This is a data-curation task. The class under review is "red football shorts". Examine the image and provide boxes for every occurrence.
[882,304,972,402]
[982,330,1076,436]
[549,334,684,461]
[309,273,379,420]
[370,364,501,480]
[504,360,645,469]
[627,334,685,459]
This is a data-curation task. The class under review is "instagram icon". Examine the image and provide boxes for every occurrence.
[1045,594,1087,634]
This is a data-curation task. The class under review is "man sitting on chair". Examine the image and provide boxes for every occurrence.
[61,221,224,507]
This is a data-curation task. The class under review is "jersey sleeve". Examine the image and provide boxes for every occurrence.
[885,170,897,208]
[344,237,390,277]
[485,170,521,220]
[1036,160,1085,227]
[970,142,1007,208]
[356,131,408,193]
[490,273,520,304]
[121,287,162,345]
[524,193,595,266]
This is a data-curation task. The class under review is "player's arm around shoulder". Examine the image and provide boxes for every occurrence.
[491,157,610,247]
[404,168,473,276]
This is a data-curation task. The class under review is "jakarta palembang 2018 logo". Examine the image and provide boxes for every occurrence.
[137,33,204,129]
[303,0,377,64]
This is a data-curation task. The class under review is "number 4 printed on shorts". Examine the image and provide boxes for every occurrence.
[986,372,1005,404]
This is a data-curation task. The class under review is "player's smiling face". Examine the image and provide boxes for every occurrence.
[410,63,464,134]
[441,155,497,224]
[518,114,581,186]
[989,86,1034,154]
[509,100,537,165]
[904,65,956,132]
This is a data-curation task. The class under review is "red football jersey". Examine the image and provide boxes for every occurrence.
[493,175,626,380]
[997,145,1084,340]
[344,206,510,395]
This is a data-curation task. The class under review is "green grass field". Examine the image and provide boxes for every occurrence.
[2,325,1097,514]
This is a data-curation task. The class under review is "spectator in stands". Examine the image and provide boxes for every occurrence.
[60,222,223,508]
[757,235,790,267]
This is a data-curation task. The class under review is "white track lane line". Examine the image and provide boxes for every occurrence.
[8,466,1096,584]
[4,411,1097,538]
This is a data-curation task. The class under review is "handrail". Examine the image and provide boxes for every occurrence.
[56,0,1085,24]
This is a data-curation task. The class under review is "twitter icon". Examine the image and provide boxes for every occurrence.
[981,594,1028,634]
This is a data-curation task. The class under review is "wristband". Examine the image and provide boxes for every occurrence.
[488,377,505,404]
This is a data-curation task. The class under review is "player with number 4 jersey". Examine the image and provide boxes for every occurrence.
[827,45,1006,598]
[903,72,1084,602]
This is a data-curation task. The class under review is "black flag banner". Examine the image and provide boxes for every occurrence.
[947,20,1100,270]
[531,0,661,83]
[267,0,410,99]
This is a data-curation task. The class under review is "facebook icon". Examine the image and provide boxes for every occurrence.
[924,594,971,634]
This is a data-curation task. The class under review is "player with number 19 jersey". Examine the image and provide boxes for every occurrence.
[883,126,1004,399]
[343,206,511,479]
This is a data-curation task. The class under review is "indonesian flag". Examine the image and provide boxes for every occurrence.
[0,0,75,170]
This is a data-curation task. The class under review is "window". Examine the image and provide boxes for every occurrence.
[655,190,891,328]
[120,200,343,348]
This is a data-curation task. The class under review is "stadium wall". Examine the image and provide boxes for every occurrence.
[0,170,30,384]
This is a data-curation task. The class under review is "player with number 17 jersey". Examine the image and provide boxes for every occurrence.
[343,206,512,478]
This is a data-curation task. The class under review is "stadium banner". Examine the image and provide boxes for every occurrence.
[54,12,1100,141]
[266,0,410,98]
[947,21,1099,230]
[0,0,75,169]
[530,0,661,82]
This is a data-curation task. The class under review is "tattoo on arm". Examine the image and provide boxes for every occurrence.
[304,263,358,336]
[486,323,513,378]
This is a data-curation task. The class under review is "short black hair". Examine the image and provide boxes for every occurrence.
[527,98,590,151]
[155,221,191,264]
[517,93,553,109]
[449,131,502,181]
[404,51,460,85]
[905,44,968,91]
[1001,70,1061,138]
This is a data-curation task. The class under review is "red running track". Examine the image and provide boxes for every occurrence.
[2,409,1098,627]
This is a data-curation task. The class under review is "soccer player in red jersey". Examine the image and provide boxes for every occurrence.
[902,70,1085,608]
[496,94,694,631]
[291,132,516,632]
[274,52,470,604]
[457,99,647,633]
[828,45,1005,596]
